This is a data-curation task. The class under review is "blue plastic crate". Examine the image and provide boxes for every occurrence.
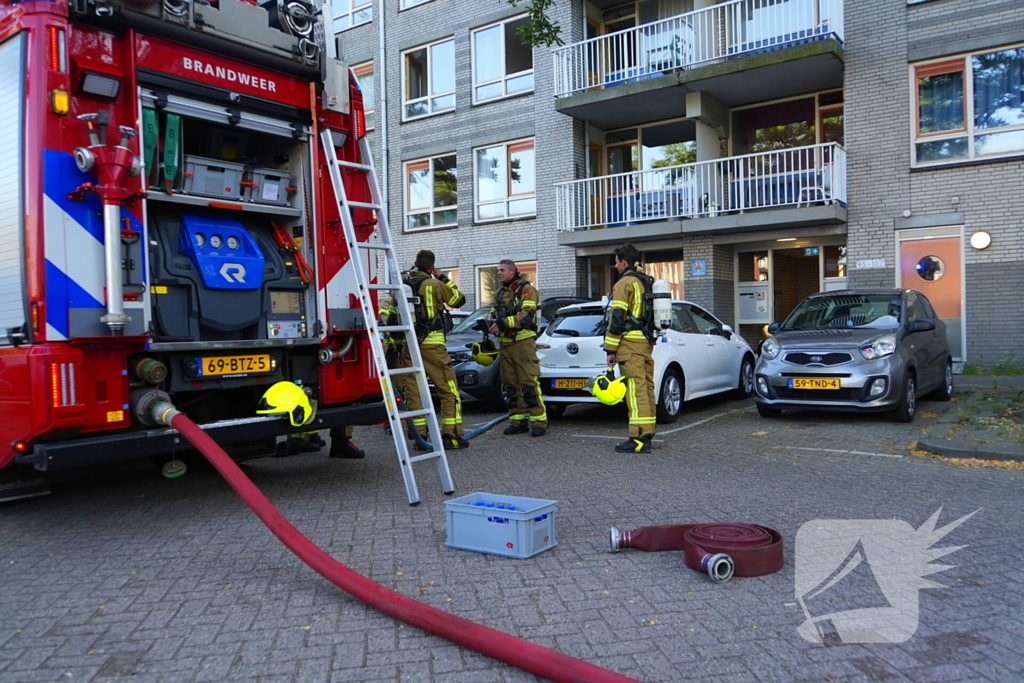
[445,492,557,559]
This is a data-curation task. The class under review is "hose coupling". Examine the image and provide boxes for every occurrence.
[701,553,735,583]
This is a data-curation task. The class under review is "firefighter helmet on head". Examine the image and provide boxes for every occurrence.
[588,367,627,406]
[470,338,499,366]
[257,381,316,427]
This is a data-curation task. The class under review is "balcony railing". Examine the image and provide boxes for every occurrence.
[553,0,844,98]
[555,142,846,232]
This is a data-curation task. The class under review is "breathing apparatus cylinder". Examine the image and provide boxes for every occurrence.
[652,279,673,333]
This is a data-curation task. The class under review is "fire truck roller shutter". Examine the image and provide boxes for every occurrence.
[148,210,308,342]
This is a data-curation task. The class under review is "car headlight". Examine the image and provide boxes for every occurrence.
[761,336,780,360]
[860,335,897,360]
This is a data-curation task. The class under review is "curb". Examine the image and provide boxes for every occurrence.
[918,422,1024,462]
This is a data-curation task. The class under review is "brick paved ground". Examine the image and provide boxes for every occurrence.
[1,391,1022,683]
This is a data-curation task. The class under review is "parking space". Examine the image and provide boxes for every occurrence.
[1,395,1022,682]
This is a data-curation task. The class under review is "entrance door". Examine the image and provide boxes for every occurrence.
[771,248,821,324]
[899,233,963,361]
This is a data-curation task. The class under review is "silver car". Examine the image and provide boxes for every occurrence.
[754,289,954,423]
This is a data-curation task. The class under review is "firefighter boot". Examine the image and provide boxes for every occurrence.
[531,426,546,437]
[329,427,365,459]
[615,435,652,454]
[503,422,529,435]
[443,434,470,450]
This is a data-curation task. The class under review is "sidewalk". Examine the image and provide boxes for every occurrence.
[918,375,1024,461]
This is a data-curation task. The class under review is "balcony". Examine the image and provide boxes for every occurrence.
[553,0,844,129]
[555,142,846,244]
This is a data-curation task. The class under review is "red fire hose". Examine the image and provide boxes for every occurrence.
[155,405,640,683]
[611,524,784,583]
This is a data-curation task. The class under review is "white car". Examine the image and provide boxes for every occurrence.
[536,300,756,421]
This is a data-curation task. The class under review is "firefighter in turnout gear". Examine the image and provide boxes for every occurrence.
[405,250,469,449]
[488,260,546,437]
[604,244,657,453]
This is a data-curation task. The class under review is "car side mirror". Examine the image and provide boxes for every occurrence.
[912,319,936,332]
[721,324,734,339]
[767,322,781,334]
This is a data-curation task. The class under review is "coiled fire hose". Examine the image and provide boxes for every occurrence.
[610,524,784,583]
[147,401,639,683]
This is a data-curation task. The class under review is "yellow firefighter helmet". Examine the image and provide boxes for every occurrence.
[257,381,317,427]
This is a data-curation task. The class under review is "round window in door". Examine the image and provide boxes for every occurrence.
[915,255,945,282]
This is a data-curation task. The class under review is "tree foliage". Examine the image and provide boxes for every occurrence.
[507,0,564,48]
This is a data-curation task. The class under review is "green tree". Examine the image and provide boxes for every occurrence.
[506,0,563,48]
[651,142,697,168]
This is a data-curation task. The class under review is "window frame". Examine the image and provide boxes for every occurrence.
[685,304,724,335]
[401,37,456,122]
[400,0,434,9]
[333,0,373,33]
[403,152,458,233]
[471,14,535,105]
[911,43,1024,167]
[475,261,537,308]
[352,62,375,131]
[472,137,537,222]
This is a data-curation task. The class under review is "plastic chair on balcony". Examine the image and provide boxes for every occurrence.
[798,162,834,207]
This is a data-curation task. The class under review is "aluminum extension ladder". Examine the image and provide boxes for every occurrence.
[320,130,455,506]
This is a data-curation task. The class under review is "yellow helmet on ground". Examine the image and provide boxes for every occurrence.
[257,381,316,427]
[470,338,499,367]
[588,367,627,406]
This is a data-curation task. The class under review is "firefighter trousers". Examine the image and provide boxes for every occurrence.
[617,339,656,439]
[391,345,427,436]
[500,337,546,429]
[419,344,464,437]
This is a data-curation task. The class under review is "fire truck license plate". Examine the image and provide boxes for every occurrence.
[554,378,588,389]
[197,355,272,377]
[788,378,840,390]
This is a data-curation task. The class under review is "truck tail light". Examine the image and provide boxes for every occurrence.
[49,27,66,73]
[50,362,81,408]
[355,107,367,139]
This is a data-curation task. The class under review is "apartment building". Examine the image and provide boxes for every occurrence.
[333,0,587,311]
[336,0,1023,366]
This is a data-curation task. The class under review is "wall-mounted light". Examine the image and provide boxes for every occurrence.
[79,71,121,98]
[969,231,992,250]
[776,237,796,242]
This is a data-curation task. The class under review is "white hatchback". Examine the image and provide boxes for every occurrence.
[536,300,756,421]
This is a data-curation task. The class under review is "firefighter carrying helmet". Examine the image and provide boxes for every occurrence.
[257,381,317,427]
[470,338,499,366]
[588,367,627,406]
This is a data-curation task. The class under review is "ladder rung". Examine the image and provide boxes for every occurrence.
[399,408,433,419]
[378,325,412,333]
[388,366,421,376]
[337,160,373,171]
[347,200,381,210]
[358,243,390,251]
[409,452,444,463]
[367,283,400,290]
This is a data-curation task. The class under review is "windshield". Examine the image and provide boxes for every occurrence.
[546,311,605,337]
[449,307,491,334]
[783,294,902,330]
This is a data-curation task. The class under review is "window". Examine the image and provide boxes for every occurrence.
[353,63,375,130]
[823,245,847,279]
[474,138,535,221]
[671,304,697,334]
[472,16,534,103]
[686,305,722,335]
[476,262,536,307]
[405,154,457,231]
[403,38,455,120]
[913,44,1024,165]
[402,0,432,8]
[334,0,372,33]
[738,251,769,282]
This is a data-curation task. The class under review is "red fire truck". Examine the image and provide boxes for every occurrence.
[0,0,384,497]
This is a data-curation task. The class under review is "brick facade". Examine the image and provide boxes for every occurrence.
[846,0,1024,366]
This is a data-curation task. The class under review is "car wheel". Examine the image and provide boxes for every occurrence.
[733,356,755,399]
[892,373,917,423]
[546,403,566,419]
[930,360,954,401]
[656,367,684,423]
[756,403,781,418]
[490,376,507,410]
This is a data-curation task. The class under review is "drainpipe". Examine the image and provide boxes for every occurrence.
[378,0,388,231]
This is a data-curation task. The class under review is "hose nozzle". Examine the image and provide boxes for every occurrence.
[701,553,735,583]
[609,526,622,553]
